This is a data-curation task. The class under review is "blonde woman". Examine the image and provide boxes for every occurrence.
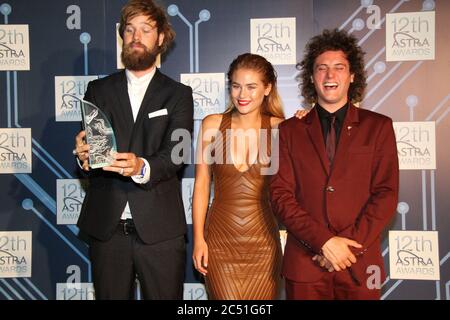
[192,53,285,299]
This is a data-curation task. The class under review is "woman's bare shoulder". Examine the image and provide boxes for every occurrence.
[201,113,223,130]
[270,116,285,128]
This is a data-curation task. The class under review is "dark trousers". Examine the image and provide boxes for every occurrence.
[285,270,380,300]
[89,222,186,300]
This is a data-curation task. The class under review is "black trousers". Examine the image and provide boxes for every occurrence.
[89,222,186,300]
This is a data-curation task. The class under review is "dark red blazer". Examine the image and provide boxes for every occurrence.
[270,104,399,284]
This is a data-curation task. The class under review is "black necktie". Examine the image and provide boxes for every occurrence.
[326,115,336,164]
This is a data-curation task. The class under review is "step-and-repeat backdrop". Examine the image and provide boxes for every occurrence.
[0,0,448,300]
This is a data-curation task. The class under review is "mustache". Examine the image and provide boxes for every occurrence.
[126,42,147,49]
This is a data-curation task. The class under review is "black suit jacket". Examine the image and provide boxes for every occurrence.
[77,69,194,244]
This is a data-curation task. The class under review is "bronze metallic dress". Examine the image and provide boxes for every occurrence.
[204,112,282,300]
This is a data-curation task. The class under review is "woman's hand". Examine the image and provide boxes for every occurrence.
[193,238,209,276]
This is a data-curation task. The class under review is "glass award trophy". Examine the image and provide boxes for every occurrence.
[65,94,117,168]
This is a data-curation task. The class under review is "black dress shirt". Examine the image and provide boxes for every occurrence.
[316,103,349,147]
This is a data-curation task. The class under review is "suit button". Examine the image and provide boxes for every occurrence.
[326,186,335,192]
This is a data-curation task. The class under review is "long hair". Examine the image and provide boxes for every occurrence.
[119,0,175,55]
[225,53,285,119]
[297,28,366,107]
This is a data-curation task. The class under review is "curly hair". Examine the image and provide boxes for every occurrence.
[225,53,285,119]
[297,28,366,107]
[119,0,175,55]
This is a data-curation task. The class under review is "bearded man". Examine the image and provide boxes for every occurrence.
[73,0,193,300]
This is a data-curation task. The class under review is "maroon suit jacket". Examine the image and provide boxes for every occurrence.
[270,104,399,284]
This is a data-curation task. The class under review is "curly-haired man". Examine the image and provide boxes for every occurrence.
[270,29,399,299]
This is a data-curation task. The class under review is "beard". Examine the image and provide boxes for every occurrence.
[121,42,159,71]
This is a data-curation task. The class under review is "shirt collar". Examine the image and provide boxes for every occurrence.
[125,67,156,86]
[316,102,348,124]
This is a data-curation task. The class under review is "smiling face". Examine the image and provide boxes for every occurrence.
[312,50,354,112]
[121,14,164,71]
[230,68,272,116]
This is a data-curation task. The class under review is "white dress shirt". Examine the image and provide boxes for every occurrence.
[121,68,156,220]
